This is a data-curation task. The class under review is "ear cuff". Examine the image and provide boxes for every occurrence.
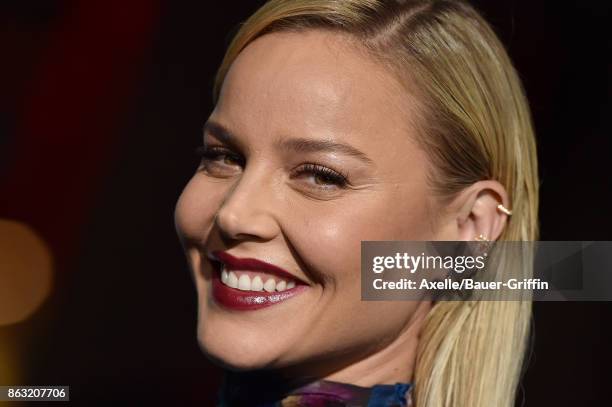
[496,204,512,216]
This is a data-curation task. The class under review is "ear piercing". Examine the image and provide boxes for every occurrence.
[474,233,491,257]
[497,204,512,216]
[471,204,511,245]
[475,234,489,242]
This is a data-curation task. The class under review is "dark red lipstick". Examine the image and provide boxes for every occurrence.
[208,250,308,311]
[211,250,304,283]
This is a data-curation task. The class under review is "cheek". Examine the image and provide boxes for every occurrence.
[274,192,428,353]
[290,190,432,288]
[281,215,419,362]
[174,175,227,241]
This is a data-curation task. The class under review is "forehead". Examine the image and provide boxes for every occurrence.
[214,30,422,165]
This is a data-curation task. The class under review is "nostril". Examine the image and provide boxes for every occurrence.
[214,214,247,244]
[213,186,282,242]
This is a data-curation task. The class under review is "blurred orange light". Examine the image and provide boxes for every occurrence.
[0,219,53,326]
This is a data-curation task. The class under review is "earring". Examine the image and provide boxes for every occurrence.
[497,204,512,216]
[474,234,491,257]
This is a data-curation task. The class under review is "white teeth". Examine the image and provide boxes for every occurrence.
[228,271,239,289]
[238,274,251,291]
[219,267,298,292]
[251,276,264,291]
[263,278,276,292]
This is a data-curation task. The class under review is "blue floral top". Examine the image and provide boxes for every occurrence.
[218,377,413,407]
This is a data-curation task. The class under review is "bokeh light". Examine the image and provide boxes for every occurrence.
[0,219,53,326]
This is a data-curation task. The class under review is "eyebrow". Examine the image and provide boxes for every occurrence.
[203,120,373,165]
[203,120,240,149]
[279,137,373,164]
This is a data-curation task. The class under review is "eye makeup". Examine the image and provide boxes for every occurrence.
[195,143,353,191]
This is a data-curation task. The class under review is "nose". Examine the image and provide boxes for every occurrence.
[214,166,280,242]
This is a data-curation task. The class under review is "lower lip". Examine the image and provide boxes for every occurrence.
[211,273,308,311]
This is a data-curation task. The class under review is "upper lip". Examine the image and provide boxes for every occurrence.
[208,250,306,285]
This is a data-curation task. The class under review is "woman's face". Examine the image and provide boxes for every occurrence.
[175,30,440,373]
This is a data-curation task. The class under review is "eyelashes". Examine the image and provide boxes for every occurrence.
[195,145,245,167]
[194,145,350,189]
[292,163,349,188]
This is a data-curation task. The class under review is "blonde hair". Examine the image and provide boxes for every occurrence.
[212,1,540,406]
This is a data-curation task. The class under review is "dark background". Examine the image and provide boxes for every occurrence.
[0,0,610,405]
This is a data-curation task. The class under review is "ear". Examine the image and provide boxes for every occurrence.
[438,180,511,242]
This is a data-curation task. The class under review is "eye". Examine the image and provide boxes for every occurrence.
[195,145,244,177]
[292,163,349,190]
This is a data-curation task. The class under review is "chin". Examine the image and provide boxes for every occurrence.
[196,320,290,371]
[201,346,271,371]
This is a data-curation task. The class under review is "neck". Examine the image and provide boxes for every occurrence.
[220,369,310,405]
[322,299,432,386]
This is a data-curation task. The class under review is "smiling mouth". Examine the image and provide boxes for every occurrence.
[219,265,297,292]
[208,254,308,311]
